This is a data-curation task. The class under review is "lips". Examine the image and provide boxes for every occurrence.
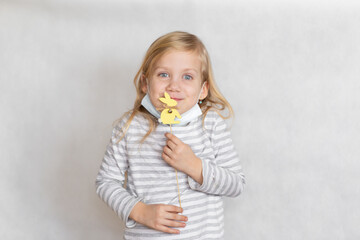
[167,95,183,101]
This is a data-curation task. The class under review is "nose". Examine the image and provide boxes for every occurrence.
[166,76,180,92]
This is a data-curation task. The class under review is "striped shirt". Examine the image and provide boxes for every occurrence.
[96,111,245,239]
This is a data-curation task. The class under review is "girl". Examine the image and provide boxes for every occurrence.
[96,31,245,239]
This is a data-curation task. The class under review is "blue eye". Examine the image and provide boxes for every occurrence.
[159,73,169,78]
[183,74,192,80]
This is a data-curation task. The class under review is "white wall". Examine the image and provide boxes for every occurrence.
[1,0,360,239]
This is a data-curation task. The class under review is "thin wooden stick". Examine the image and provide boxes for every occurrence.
[170,124,182,208]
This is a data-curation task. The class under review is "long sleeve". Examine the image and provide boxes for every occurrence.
[188,115,245,197]
[95,122,142,228]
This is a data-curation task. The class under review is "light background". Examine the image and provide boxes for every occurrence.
[1,0,359,239]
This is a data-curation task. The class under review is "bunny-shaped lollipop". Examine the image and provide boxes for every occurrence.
[159,92,182,125]
[159,92,182,208]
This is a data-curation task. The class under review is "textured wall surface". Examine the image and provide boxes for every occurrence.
[1,0,359,239]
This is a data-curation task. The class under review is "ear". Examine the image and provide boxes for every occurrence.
[199,81,209,100]
[140,75,148,94]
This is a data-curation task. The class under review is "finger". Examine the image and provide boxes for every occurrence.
[165,133,182,145]
[157,224,180,234]
[163,146,173,159]
[162,219,186,228]
[162,152,173,165]
[166,212,188,222]
[164,205,183,213]
[166,139,177,150]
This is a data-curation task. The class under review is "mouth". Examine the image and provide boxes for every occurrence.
[172,98,183,102]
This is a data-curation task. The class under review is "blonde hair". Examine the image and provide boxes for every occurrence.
[116,31,233,143]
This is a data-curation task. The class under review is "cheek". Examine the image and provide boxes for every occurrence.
[188,86,202,100]
[149,79,166,93]
[149,94,161,108]
[148,84,164,107]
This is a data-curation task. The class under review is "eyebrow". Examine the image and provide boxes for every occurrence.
[153,67,199,74]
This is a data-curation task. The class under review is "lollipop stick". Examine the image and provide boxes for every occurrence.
[170,124,182,208]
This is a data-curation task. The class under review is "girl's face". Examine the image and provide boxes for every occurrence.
[142,50,208,114]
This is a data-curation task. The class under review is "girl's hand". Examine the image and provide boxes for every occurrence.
[129,202,187,234]
[162,133,203,184]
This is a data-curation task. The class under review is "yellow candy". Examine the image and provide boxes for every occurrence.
[159,92,182,125]
[159,91,183,208]
[160,108,181,124]
[159,92,178,107]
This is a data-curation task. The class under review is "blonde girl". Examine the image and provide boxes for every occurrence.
[96,31,245,239]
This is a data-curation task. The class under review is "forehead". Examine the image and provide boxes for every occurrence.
[153,50,202,72]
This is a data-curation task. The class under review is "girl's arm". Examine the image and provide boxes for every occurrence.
[96,120,188,233]
[188,115,245,197]
[95,125,141,228]
[163,114,245,197]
